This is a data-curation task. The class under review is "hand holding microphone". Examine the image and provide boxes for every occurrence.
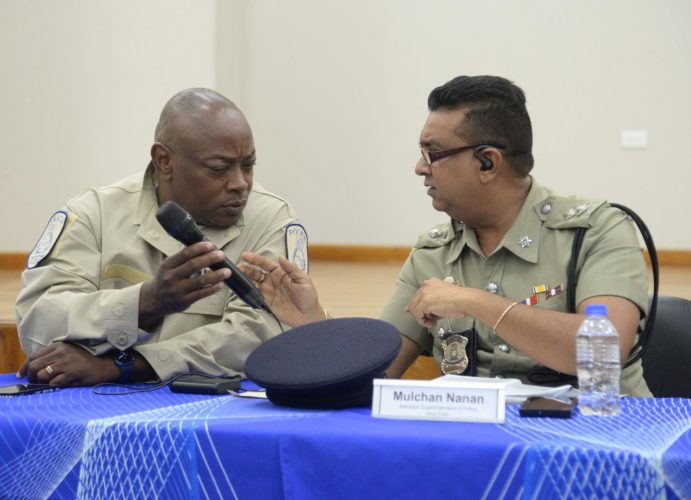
[155,201,270,312]
[138,239,230,325]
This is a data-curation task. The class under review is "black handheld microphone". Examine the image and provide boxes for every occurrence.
[155,200,270,312]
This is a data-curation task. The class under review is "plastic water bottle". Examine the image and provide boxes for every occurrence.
[576,304,621,416]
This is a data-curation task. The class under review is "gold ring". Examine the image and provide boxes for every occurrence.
[259,271,267,283]
[45,364,55,377]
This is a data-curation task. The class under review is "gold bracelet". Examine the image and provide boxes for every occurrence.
[492,301,519,333]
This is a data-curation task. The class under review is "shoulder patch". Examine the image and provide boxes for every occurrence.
[285,223,309,273]
[27,211,68,269]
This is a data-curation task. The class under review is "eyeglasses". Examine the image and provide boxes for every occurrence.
[419,142,506,166]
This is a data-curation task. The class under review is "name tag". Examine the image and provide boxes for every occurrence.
[372,378,506,423]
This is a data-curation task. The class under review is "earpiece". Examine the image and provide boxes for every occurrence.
[474,147,493,171]
[479,156,493,171]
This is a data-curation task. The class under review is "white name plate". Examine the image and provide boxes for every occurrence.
[372,378,506,423]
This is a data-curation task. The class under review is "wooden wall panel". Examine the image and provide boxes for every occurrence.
[0,326,24,373]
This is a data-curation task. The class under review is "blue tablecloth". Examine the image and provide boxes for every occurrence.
[1,372,690,499]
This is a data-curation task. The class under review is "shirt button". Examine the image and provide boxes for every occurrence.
[499,344,509,353]
[117,334,128,346]
[113,304,126,318]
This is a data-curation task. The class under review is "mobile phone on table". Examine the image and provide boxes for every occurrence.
[519,396,575,418]
[0,384,57,396]
[169,374,241,395]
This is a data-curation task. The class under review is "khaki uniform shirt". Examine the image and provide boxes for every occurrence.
[16,166,300,380]
[380,179,652,397]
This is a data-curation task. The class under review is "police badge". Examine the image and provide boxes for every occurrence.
[438,326,477,376]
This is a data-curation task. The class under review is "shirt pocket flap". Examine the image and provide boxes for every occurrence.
[184,289,229,317]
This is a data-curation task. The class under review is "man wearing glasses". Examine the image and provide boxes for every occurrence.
[16,88,303,386]
[242,75,651,397]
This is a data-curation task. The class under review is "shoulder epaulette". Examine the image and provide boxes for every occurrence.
[538,196,608,229]
[413,221,457,249]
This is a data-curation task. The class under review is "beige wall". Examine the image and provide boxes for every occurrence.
[0,0,216,251]
[224,0,691,248]
[2,0,690,252]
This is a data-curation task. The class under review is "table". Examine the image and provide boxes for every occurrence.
[1,373,690,499]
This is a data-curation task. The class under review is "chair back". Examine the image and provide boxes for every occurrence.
[641,295,691,398]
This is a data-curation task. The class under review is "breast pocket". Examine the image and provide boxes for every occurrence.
[184,288,229,317]
[536,292,567,313]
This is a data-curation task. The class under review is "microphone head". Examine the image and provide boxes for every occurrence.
[156,201,204,245]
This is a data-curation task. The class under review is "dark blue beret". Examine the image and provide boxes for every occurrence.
[245,317,402,409]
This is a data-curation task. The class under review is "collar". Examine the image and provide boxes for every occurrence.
[445,220,467,264]
[445,177,551,264]
[498,178,552,263]
[135,163,243,255]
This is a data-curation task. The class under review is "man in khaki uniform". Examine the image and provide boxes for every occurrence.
[16,88,304,386]
[241,75,651,397]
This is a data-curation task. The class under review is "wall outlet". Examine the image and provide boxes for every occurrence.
[621,129,647,149]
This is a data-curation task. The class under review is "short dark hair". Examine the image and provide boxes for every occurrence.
[428,75,534,175]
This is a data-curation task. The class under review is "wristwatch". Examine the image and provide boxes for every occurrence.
[112,349,135,384]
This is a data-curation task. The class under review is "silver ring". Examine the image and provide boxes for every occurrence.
[45,364,55,377]
[259,271,267,283]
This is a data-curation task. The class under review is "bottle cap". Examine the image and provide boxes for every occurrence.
[585,304,607,316]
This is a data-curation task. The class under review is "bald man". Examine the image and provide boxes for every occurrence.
[16,88,304,386]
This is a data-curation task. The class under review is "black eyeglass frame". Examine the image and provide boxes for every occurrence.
[420,142,506,166]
